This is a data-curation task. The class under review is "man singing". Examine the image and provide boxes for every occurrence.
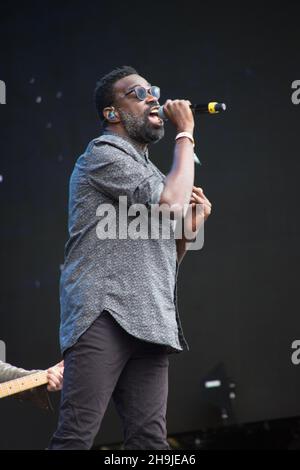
[49,66,211,450]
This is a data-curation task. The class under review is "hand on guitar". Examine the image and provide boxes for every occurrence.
[46,360,64,392]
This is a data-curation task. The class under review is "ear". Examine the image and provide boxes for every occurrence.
[103,107,120,123]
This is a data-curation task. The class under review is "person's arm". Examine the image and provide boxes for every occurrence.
[0,360,36,383]
[158,99,195,216]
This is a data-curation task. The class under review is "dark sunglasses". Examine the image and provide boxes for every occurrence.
[124,85,160,101]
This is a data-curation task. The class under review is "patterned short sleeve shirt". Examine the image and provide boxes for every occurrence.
[59,132,188,354]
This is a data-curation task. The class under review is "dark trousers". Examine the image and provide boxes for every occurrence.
[48,311,170,450]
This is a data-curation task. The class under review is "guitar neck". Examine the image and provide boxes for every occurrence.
[0,371,48,398]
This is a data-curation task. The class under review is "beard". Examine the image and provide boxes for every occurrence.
[118,108,165,144]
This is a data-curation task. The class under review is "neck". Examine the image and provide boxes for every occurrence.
[104,126,148,154]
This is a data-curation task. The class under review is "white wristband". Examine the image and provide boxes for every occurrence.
[175,131,195,147]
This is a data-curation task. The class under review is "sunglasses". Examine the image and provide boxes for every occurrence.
[124,85,160,101]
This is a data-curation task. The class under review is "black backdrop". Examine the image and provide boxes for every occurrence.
[0,0,300,449]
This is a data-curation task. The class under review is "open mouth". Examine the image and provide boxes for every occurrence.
[148,108,163,125]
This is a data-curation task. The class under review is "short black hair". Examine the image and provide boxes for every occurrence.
[94,65,138,127]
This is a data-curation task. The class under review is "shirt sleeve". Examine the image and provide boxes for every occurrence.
[87,143,164,207]
[0,360,37,383]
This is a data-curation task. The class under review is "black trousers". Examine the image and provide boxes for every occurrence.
[48,311,170,450]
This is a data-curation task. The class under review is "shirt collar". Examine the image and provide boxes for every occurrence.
[101,130,149,163]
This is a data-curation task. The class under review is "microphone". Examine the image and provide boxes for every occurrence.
[158,102,227,120]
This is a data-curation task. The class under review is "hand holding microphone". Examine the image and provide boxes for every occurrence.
[158,101,227,121]
[162,99,195,133]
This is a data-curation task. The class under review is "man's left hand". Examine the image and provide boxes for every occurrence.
[190,186,212,221]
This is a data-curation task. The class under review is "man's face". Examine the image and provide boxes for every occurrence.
[112,74,165,144]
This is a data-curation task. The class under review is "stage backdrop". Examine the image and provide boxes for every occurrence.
[0,0,300,449]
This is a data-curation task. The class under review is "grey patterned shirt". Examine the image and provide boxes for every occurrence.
[59,131,188,354]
